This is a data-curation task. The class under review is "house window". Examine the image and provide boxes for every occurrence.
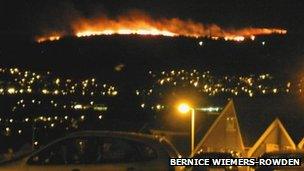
[266,143,279,152]
[283,146,293,150]
[226,117,236,132]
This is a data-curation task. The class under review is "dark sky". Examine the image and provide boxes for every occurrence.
[1,0,304,75]
[1,0,304,36]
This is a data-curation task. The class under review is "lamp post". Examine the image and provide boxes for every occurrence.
[178,103,195,154]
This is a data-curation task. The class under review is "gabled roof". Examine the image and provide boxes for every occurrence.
[193,99,245,155]
[233,97,304,147]
[247,118,296,157]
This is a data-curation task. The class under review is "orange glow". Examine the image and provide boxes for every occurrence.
[76,29,176,37]
[36,35,61,43]
[223,36,245,42]
[36,11,287,43]
[72,11,287,42]
[178,103,192,114]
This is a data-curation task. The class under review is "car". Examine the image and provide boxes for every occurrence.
[255,150,304,171]
[187,152,238,171]
[0,131,183,171]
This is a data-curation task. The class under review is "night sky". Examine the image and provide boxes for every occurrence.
[2,0,304,36]
[1,0,304,75]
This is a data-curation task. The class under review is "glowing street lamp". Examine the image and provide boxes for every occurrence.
[177,103,195,154]
[178,103,191,113]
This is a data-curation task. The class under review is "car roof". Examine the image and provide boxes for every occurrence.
[40,130,168,150]
[30,130,180,158]
[67,130,161,141]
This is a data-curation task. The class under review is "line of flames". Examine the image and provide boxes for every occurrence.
[35,12,287,43]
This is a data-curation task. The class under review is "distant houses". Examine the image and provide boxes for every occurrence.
[151,99,303,158]
[194,99,300,157]
[247,119,296,157]
[193,100,245,156]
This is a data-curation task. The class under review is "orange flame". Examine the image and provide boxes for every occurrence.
[36,11,287,43]
[36,34,61,43]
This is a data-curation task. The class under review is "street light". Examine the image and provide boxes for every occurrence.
[177,103,195,154]
[178,103,191,113]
